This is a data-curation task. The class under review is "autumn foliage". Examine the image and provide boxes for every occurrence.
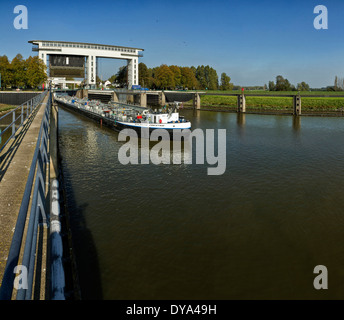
[0,54,47,90]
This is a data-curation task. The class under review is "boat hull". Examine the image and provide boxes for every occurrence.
[114,121,191,137]
[55,98,191,138]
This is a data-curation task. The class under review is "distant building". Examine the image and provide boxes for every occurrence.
[29,40,144,89]
[104,80,111,88]
[50,77,82,89]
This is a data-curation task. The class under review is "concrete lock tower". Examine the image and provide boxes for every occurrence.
[29,40,144,89]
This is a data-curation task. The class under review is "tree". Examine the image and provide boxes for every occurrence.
[340,78,344,90]
[220,72,233,90]
[138,62,149,87]
[147,66,158,89]
[11,54,26,88]
[268,81,275,91]
[169,65,182,88]
[96,75,102,86]
[205,65,218,90]
[195,65,218,90]
[275,75,292,91]
[26,56,47,89]
[180,67,198,89]
[195,65,207,89]
[155,65,175,89]
[116,66,128,87]
[297,81,310,91]
[334,76,339,90]
[333,76,344,91]
[0,55,12,89]
[108,74,117,84]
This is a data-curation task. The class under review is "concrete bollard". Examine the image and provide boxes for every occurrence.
[112,91,119,103]
[140,92,147,107]
[159,91,166,106]
[193,93,201,110]
[293,95,301,115]
[237,94,246,113]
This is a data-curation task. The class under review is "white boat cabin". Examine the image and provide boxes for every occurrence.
[146,112,179,124]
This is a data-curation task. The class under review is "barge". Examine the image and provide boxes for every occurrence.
[54,94,191,136]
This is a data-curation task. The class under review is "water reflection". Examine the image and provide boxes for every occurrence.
[237,113,246,127]
[293,115,301,132]
[117,134,193,166]
[58,107,344,300]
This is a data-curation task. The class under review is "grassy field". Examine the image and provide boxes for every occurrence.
[0,104,16,115]
[186,90,344,112]
[198,90,344,96]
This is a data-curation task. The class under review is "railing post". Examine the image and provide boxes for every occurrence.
[21,105,24,125]
[12,111,15,138]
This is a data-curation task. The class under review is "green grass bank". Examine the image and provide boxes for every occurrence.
[0,104,16,115]
[184,90,344,114]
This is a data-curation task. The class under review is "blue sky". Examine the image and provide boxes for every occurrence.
[0,0,343,87]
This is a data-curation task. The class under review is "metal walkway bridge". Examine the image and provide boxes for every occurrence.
[0,91,72,300]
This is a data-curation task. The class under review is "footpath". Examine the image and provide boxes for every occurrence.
[0,94,49,282]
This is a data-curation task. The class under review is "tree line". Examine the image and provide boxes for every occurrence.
[268,75,310,92]
[109,63,233,91]
[332,76,344,91]
[0,53,321,93]
[0,54,47,90]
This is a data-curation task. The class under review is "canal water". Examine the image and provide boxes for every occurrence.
[58,107,344,300]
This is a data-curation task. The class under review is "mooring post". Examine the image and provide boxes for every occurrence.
[112,91,119,103]
[159,91,166,106]
[237,94,246,113]
[127,93,134,104]
[293,94,301,116]
[193,93,201,110]
[140,92,147,108]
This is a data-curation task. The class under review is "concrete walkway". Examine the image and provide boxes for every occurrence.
[0,95,49,282]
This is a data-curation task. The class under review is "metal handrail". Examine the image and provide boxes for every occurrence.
[0,92,52,300]
[0,92,47,153]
